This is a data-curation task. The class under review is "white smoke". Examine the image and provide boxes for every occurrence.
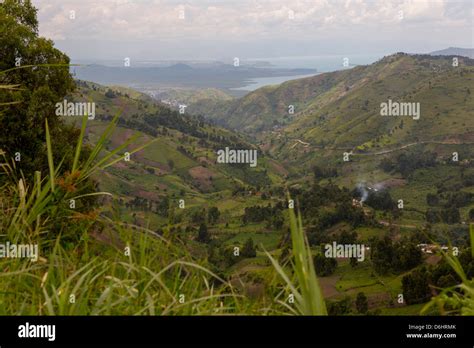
[373,182,386,191]
[356,183,369,202]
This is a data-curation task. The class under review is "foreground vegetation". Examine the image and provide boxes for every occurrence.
[0,110,327,315]
[0,0,472,316]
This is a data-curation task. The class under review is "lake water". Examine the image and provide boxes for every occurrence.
[231,73,319,91]
[248,54,384,70]
[234,54,383,91]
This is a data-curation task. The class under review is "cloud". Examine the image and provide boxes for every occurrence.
[31,0,473,59]
[32,0,472,39]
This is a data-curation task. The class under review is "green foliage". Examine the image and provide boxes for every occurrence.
[0,0,76,176]
[265,201,327,315]
[207,206,220,224]
[314,254,337,277]
[1,1,472,317]
[381,151,437,178]
[241,238,256,258]
[426,207,461,224]
[364,190,395,211]
[422,225,474,315]
[402,267,432,305]
[355,292,368,314]
[312,165,338,180]
[292,183,367,245]
[0,112,248,315]
[197,222,209,243]
[242,203,283,224]
[104,89,116,98]
[327,296,352,316]
[370,235,422,275]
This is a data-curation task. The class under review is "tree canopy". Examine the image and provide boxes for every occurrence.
[0,0,76,176]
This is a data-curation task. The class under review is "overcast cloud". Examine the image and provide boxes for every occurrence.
[32,0,473,61]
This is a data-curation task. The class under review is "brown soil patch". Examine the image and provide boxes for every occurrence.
[267,159,289,176]
[188,166,216,191]
[425,255,442,265]
[378,178,407,188]
[319,274,341,299]
[134,189,160,201]
[197,157,214,166]
[366,292,391,309]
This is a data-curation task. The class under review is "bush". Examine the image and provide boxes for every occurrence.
[241,238,257,258]
[356,292,368,314]
[401,268,431,305]
[314,253,337,276]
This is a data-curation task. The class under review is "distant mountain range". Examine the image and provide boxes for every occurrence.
[72,63,317,96]
[429,47,474,59]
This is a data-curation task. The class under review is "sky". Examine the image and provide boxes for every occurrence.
[32,0,473,62]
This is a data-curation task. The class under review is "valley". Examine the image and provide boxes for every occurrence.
[64,52,474,315]
[1,0,473,324]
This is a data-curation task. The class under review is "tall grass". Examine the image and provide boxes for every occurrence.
[0,224,243,315]
[421,224,474,315]
[0,88,331,315]
[0,110,250,315]
[0,108,329,315]
[265,202,327,315]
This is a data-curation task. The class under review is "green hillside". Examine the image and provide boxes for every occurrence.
[66,80,286,230]
[190,54,474,142]
[285,54,474,149]
[157,87,234,104]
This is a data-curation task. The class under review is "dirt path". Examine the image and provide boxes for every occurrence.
[378,220,417,229]
[282,136,474,156]
[290,139,310,149]
[354,140,474,156]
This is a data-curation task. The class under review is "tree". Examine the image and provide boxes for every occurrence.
[355,292,368,314]
[0,0,76,177]
[371,236,395,275]
[104,89,116,98]
[208,207,220,224]
[426,193,439,206]
[241,238,256,258]
[443,207,460,224]
[371,236,422,274]
[197,223,209,243]
[350,257,358,268]
[328,296,352,315]
[313,165,338,180]
[338,230,357,244]
[393,240,422,271]
[365,190,395,211]
[191,209,205,224]
[379,157,394,172]
[314,254,337,276]
[401,267,431,305]
[426,209,441,223]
